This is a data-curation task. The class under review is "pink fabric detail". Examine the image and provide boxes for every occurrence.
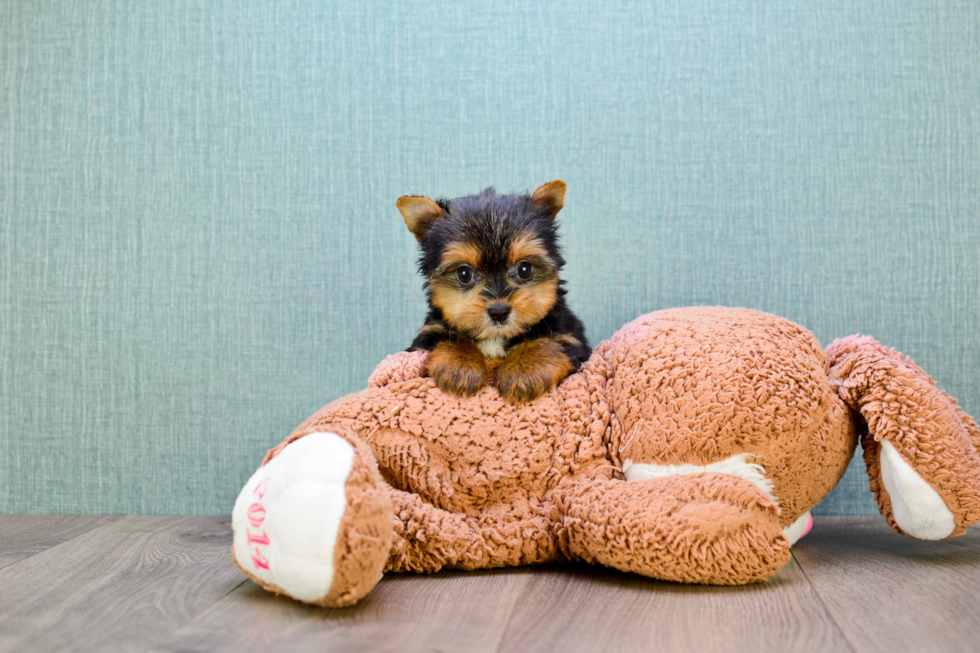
[801,513,813,539]
[253,478,269,500]
[251,549,270,570]
[247,502,266,528]
[247,530,272,546]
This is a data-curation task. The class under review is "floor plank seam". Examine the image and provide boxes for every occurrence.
[491,571,535,653]
[790,551,860,653]
[137,579,251,653]
[0,515,123,573]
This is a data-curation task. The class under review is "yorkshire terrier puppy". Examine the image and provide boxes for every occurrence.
[397,180,590,403]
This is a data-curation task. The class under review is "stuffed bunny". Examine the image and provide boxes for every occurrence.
[232,307,980,606]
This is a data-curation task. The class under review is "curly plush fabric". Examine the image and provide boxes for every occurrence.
[232,307,980,606]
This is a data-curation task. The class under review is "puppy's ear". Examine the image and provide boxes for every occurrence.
[396,196,444,241]
[531,180,566,219]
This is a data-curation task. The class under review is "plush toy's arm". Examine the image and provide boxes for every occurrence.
[557,473,791,584]
[368,350,429,388]
[827,335,980,539]
[384,487,556,573]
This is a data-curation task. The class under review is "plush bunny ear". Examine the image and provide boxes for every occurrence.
[826,335,980,540]
[531,180,566,219]
[396,196,444,241]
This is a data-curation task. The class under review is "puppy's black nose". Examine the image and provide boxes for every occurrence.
[487,302,511,323]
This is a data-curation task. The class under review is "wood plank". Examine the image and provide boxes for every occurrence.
[152,558,849,653]
[793,516,980,653]
[0,515,245,653]
[495,559,851,653]
[3,515,975,653]
[148,567,532,653]
[0,514,118,570]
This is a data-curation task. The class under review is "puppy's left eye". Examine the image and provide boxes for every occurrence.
[516,261,533,280]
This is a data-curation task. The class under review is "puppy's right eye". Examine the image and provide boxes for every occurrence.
[455,266,474,285]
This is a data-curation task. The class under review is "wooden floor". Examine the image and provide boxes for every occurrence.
[0,516,977,653]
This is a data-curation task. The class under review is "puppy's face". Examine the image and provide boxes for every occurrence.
[428,231,559,341]
[398,181,567,341]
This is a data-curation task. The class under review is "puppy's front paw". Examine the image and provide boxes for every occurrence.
[496,364,561,403]
[495,338,573,403]
[428,338,489,396]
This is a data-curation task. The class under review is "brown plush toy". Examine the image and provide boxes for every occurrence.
[232,307,980,606]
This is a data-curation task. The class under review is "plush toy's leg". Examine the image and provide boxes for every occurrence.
[558,473,791,585]
[233,425,557,605]
[232,430,393,607]
[827,336,980,539]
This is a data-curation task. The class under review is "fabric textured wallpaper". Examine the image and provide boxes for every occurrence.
[2,1,978,515]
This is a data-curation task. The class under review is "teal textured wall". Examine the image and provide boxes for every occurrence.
[2,1,978,515]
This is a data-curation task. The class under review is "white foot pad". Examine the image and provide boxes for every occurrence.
[232,432,354,601]
[879,439,955,540]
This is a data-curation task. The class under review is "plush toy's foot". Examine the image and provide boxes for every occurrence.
[560,473,792,585]
[875,440,955,539]
[232,431,393,606]
[783,511,813,545]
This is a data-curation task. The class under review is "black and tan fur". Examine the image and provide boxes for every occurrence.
[397,181,590,403]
